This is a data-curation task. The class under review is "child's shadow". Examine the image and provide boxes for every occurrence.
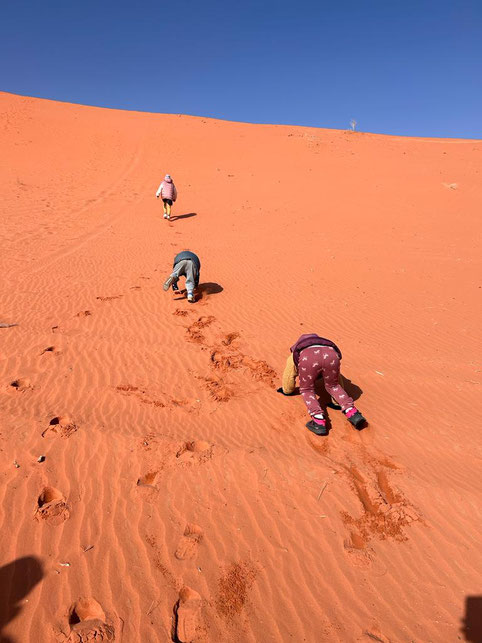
[317,374,363,407]
[169,212,197,222]
[290,374,363,410]
[283,375,364,433]
[198,282,223,295]
[172,283,224,302]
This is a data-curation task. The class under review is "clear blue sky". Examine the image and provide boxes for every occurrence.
[1,0,481,137]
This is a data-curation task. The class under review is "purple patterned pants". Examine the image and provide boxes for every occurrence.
[298,345,354,416]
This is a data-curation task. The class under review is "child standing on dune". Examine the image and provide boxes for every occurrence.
[156,174,177,220]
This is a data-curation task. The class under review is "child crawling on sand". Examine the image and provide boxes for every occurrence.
[156,174,177,220]
[278,333,367,435]
[163,250,201,303]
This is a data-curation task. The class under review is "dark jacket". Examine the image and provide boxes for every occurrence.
[173,250,201,286]
[290,333,342,367]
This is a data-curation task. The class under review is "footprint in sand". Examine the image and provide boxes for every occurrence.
[137,471,159,489]
[173,587,203,643]
[35,486,70,525]
[201,376,235,403]
[186,316,216,344]
[96,295,123,302]
[343,532,374,569]
[40,345,58,355]
[68,597,115,642]
[137,443,216,495]
[8,378,32,392]
[210,347,276,384]
[42,415,78,438]
[75,310,92,318]
[175,524,204,560]
[176,440,211,457]
[175,441,213,465]
[221,332,240,346]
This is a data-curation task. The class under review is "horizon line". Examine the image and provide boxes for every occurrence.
[2,89,481,143]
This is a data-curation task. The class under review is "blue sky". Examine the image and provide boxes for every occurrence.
[1,0,481,137]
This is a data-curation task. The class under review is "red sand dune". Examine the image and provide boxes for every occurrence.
[0,91,481,642]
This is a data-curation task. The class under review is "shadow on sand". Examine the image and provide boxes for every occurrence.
[461,596,482,642]
[172,282,223,302]
[0,556,43,643]
[169,212,197,222]
[198,282,223,296]
[286,373,364,406]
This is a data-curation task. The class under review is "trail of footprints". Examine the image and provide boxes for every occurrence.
[34,436,217,641]
[115,384,197,412]
[21,283,420,639]
[136,438,218,486]
[144,531,258,641]
[114,313,277,408]
[341,465,420,548]
[19,291,206,640]
[178,312,422,571]
[143,536,207,642]
[306,432,422,567]
[135,437,218,641]
[183,312,276,403]
[10,280,266,640]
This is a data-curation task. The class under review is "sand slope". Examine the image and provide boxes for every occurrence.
[0,91,481,642]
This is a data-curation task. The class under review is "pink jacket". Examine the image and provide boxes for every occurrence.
[156,176,177,201]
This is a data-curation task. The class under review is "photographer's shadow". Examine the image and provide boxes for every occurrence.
[0,556,43,643]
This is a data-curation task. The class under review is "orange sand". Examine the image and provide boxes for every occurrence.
[0,91,481,642]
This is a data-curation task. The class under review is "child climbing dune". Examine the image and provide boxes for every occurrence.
[156,174,177,220]
[163,250,201,303]
[278,333,367,435]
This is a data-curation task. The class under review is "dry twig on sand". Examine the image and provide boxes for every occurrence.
[146,600,159,616]
[317,481,328,501]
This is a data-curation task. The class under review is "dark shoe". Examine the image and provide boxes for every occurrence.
[172,281,179,292]
[306,419,328,436]
[344,408,367,429]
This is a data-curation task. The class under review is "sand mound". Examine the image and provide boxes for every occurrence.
[0,91,481,642]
